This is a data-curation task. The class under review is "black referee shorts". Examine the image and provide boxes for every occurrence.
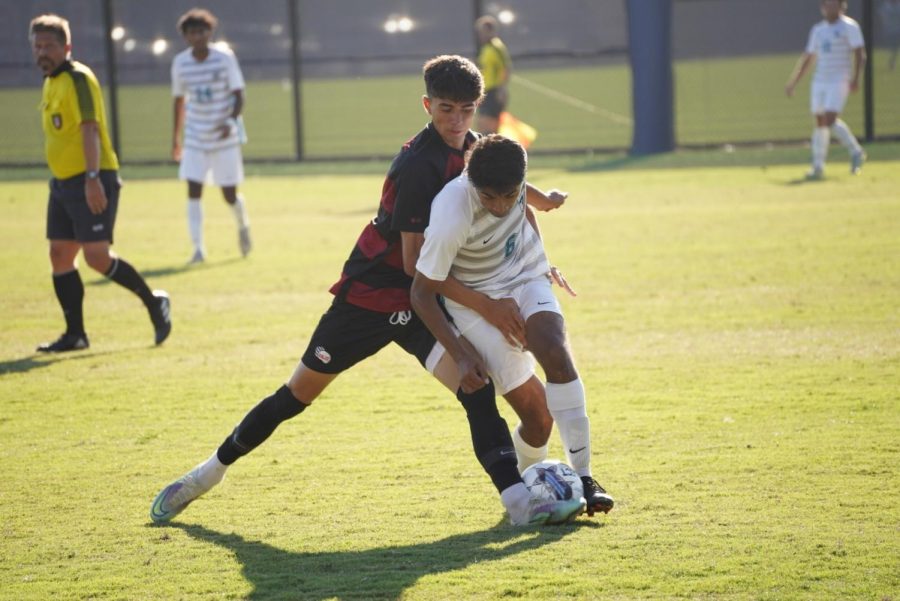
[46,170,120,243]
[300,299,438,374]
[479,87,508,119]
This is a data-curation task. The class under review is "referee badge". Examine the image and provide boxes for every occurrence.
[52,113,62,129]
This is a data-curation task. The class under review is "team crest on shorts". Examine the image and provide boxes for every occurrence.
[52,113,62,129]
[314,346,331,364]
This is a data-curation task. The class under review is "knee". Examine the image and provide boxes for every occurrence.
[535,344,577,382]
[83,250,112,273]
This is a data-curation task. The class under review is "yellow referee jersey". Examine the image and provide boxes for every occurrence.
[40,60,118,179]
[478,37,512,91]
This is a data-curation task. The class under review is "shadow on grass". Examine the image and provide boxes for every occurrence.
[87,256,244,287]
[166,520,594,600]
[0,349,117,375]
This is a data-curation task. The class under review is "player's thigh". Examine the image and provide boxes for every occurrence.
[451,309,535,396]
[287,362,337,405]
[179,147,210,184]
[429,334,482,393]
[822,82,850,114]
[209,145,244,187]
[300,301,397,375]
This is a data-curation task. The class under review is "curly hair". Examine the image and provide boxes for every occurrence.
[466,135,527,194]
[177,8,218,34]
[423,55,484,103]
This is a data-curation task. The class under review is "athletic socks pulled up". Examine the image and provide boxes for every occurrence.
[52,269,85,336]
[104,257,155,308]
[216,385,307,465]
[546,378,593,478]
[457,382,521,494]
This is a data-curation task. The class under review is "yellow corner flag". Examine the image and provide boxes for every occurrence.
[498,112,538,149]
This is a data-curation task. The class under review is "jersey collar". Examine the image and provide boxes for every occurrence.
[48,60,73,79]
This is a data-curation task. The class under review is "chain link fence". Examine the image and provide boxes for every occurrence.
[2,0,898,165]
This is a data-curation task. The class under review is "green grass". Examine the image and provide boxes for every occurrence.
[0,147,898,600]
[4,51,899,163]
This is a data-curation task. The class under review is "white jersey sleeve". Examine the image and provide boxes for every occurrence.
[416,178,473,282]
[219,43,246,92]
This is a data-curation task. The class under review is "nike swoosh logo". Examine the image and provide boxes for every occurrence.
[500,449,516,456]
[483,235,494,244]
[569,446,586,454]
[537,301,552,305]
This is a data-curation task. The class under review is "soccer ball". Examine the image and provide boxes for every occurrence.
[522,460,584,501]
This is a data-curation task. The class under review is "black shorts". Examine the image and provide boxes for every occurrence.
[46,170,121,243]
[300,299,438,374]
[479,87,508,119]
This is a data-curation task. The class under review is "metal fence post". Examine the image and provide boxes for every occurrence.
[863,0,874,141]
[101,0,121,157]
[288,0,304,161]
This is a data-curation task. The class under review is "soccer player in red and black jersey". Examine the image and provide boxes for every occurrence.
[151,55,584,526]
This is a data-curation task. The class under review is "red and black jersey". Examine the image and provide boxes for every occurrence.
[330,123,478,313]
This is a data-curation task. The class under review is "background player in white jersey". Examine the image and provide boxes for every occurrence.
[785,0,867,179]
[171,8,251,263]
[411,135,614,516]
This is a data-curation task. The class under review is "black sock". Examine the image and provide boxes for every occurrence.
[53,270,85,336]
[457,381,521,493]
[217,385,307,465]
[104,257,155,307]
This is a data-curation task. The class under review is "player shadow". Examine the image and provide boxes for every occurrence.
[783,175,828,186]
[86,256,244,287]
[0,349,117,376]
[168,520,590,600]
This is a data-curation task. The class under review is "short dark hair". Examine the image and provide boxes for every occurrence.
[177,8,218,34]
[423,55,484,103]
[466,135,527,194]
[29,14,70,45]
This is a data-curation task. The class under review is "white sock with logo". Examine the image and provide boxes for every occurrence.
[546,378,592,478]
[187,199,204,253]
[231,194,250,229]
[512,422,548,473]
[830,119,862,154]
[194,451,227,489]
[811,126,830,170]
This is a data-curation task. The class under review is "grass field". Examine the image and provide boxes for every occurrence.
[3,51,900,163]
[1,146,898,600]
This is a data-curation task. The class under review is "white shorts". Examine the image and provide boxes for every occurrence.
[444,276,562,395]
[179,144,244,187]
[810,81,850,115]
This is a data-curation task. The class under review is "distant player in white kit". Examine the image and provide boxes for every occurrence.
[171,8,251,263]
[411,135,614,516]
[785,0,867,179]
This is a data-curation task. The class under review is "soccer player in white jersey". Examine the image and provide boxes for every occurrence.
[785,0,867,179]
[411,134,614,516]
[171,8,251,263]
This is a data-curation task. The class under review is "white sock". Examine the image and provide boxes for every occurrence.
[546,379,592,478]
[231,194,250,229]
[512,423,548,474]
[811,126,830,170]
[195,451,227,488]
[830,119,862,154]
[500,482,532,519]
[187,199,204,253]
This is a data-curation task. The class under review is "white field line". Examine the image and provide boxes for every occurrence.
[512,74,633,126]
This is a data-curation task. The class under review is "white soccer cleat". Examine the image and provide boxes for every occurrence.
[805,166,824,181]
[850,151,866,175]
[238,226,252,257]
[149,467,219,523]
[187,249,206,264]
[508,496,585,526]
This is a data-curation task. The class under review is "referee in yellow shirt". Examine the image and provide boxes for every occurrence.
[30,14,171,352]
[475,15,512,134]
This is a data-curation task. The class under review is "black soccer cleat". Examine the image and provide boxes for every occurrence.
[581,476,614,516]
[36,332,89,353]
[149,290,172,345]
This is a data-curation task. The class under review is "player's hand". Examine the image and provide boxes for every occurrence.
[84,178,108,215]
[217,123,231,140]
[785,83,795,97]
[549,266,577,297]
[456,352,491,394]
[172,143,182,162]
[483,297,526,348]
[542,189,568,212]
[849,80,860,93]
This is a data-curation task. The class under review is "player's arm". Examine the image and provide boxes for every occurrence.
[402,230,526,346]
[850,46,866,92]
[80,120,107,215]
[525,182,567,212]
[219,89,245,140]
[172,96,185,161]
[785,52,814,97]
[411,272,489,393]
